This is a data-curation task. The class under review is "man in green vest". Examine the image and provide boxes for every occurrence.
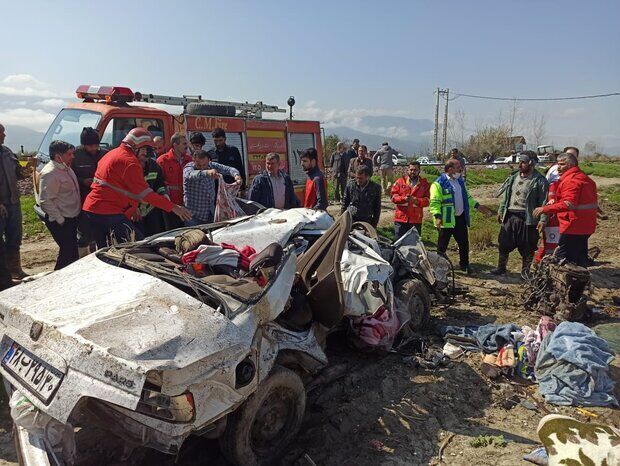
[430,158,492,274]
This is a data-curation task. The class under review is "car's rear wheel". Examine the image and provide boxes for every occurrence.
[219,365,306,466]
[395,278,431,335]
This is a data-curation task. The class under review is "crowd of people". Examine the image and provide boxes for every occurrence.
[0,118,601,289]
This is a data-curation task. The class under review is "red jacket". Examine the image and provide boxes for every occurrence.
[390,176,430,224]
[156,149,192,205]
[541,166,597,235]
[83,144,175,218]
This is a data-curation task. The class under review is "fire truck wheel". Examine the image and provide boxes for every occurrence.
[219,365,306,466]
[186,103,236,117]
[395,278,431,334]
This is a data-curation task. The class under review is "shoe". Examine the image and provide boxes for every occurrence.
[460,265,473,275]
[490,253,509,275]
[6,250,28,280]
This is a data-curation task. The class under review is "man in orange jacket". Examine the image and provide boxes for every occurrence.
[157,132,193,230]
[390,161,430,240]
[83,128,192,248]
[534,152,597,267]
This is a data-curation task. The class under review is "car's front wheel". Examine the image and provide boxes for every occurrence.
[395,278,431,336]
[219,365,306,466]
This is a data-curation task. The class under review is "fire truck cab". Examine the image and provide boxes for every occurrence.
[35,85,324,198]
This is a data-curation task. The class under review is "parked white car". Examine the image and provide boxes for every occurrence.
[0,208,450,465]
[392,153,409,166]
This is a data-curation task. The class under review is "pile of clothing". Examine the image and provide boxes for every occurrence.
[440,319,618,407]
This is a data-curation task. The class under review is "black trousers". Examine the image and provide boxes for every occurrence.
[76,211,95,249]
[0,237,13,290]
[394,222,422,241]
[498,212,538,258]
[163,211,184,231]
[45,217,79,270]
[333,175,346,201]
[136,209,165,238]
[437,214,469,267]
[555,233,590,267]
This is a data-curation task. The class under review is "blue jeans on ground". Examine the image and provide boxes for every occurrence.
[0,203,23,251]
[85,212,144,249]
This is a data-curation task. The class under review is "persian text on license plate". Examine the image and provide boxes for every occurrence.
[2,342,63,404]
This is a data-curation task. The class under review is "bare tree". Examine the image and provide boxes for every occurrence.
[584,140,597,155]
[448,108,467,150]
[531,112,547,147]
[462,124,511,161]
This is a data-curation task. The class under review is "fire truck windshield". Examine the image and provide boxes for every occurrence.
[37,109,101,161]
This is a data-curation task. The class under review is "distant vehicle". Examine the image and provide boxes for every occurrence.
[494,155,519,164]
[416,156,438,165]
[537,145,557,163]
[392,153,409,166]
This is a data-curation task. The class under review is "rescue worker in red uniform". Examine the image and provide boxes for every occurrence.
[536,172,560,262]
[534,152,597,267]
[156,132,192,230]
[390,161,430,239]
[300,148,328,210]
[83,128,192,248]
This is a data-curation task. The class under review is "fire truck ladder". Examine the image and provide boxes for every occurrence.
[134,92,286,118]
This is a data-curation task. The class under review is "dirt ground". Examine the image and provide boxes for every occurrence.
[2,178,619,465]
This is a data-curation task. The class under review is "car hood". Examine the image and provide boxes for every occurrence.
[0,255,252,370]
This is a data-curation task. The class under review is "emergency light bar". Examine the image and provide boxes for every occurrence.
[76,85,135,103]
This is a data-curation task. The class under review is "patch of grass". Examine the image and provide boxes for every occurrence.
[470,435,507,448]
[598,184,620,211]
[581,161,620,178]
[20,195,47,238]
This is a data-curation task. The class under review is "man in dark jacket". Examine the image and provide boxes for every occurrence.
[329,142,350,202]
[342,166,382,227]
[249,153,299,209]
[71,127,107,255]
[135,147,168,236]
[208,127,246,190]
[348,145,374,179]
[0,123,34,279]
[301,148,328,210]
[491,152,548,276]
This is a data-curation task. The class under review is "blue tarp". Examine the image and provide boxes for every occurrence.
[535,321,618,407]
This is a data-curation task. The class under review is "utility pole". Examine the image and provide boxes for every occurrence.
[433,88,440,158]
[441,88,449,158]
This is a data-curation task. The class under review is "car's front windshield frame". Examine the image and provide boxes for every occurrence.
[37,109,101,160]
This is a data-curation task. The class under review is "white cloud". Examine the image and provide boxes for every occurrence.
[0,74,63,98]
[35,98,66,108]
[558,107,585,118]
[294,101,410,131]
[0,108,56,132]
[3,74,44,87]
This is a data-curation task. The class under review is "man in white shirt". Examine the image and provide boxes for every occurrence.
[547,146,578,182]
[39,141,82,269]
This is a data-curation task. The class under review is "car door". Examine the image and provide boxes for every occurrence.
[296,211,352,328]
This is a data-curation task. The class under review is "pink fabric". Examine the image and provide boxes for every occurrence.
[214,174,245,222]
[221,242,256,270]
[536,316,557,343]
[350,306,400,351]
[523,316,558,366]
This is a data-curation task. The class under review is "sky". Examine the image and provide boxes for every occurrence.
[1,0,619,151]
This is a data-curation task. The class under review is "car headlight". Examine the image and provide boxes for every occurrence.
[136,388,195,423]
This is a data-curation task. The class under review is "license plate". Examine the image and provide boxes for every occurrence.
[2,342,63,404]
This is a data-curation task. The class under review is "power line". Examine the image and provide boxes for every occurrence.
[443,91,620,102]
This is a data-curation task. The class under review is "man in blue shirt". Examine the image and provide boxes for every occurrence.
[183,150,241,226]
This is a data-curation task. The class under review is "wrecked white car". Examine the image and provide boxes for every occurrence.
[0,208,450,465]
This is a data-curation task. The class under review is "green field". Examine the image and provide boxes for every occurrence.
[20,195,47,238]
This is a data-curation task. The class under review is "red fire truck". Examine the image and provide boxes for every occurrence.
[35,85,324,198]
